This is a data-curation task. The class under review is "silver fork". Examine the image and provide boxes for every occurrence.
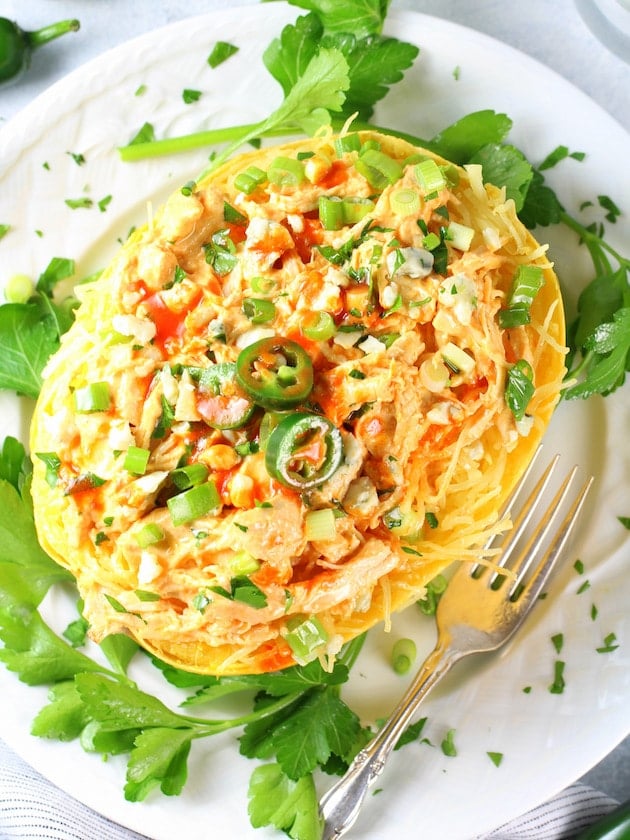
[319,455,594,840]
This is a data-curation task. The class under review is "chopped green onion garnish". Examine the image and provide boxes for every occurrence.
[301,310,336,341]
[334,133,362,156]
[319,195,345,230]
[284,615,329,662]
[4,273,34,304]
[414,159,446,193]
[447,221,474,251]
[134,522,165,547]
[499,264,544,329]
[389,188,420,217]
[391,637,417,674]
[73,382,111,413]
[304,508,336,542]
[242,297,276,324]
[355,149,403,190]
[441,728,457,757]
[267,156,305,187]
[441,342,475,375]
[167,481,220,526]
[123,446,150,475]
[228,550,260,576]
[234,165,267,195]
[170,463,209,490]
[341,196,375,225]
[250,275,276,294]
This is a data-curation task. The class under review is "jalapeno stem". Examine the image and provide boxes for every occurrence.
[26,18,80,50]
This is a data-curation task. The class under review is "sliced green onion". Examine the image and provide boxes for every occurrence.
[73,382,111,413]
[447,221,475,251]
[319,195,375,230]
[305,508,336,542]
[505,359,535,421]
[228,550,260,576]
[134,522,165,547]
[242,297,276,324]
[414,159,446,193]
[234,165,267,195]
[391,637,417,675]
[441,342,475,375]
[123,446,150,475]
[319,195,345,230]
[499,264,544,328]
[389,188,420,217]
[170,462,209,490]
[167,481,220,526]
[250,275,276,294]
[301,310,336,342]
[4,273,34,303]
[355,149,403,190]
[359,139,381,154]
[284,614,329,662]
[334,133,362,156]
[267,156,305,187]
[341,196,375,225]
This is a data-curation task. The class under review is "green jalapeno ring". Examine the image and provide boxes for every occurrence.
[191,362,256,430]
[265,412,344,490]
[235,337,314,411]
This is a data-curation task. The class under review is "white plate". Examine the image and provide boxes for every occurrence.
[1,6,629,839]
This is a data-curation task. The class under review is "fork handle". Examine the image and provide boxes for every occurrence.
[319,639,462,840]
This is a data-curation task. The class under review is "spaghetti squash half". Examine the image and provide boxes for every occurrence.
[30,131,566,674]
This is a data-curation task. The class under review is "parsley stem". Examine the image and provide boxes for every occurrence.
[559,211,630,273]
[181,691,302,734]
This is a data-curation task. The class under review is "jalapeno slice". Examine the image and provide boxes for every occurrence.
[192,363,256,430]
[265,412,344,490]
[236,338,314,411]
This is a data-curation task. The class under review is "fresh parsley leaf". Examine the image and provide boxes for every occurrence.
[469,143,533,212]
[125,727,194,801]
[263,13,320,97]
[128,122,156,146]
[394,716,428,750]
[248,763,323,840]
[0,601,103,685]
[428,110,513,164]
[618,516,630,529]
[207,41,239,69]
[322,30,419,120]
[487,751,504,767]
[99,633,140,676]
[0,304,61,398]
[31,680,91,741]
[272,689,361,779]
[286,0,390,38]
[75,672,191,730]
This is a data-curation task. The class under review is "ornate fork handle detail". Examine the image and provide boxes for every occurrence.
[319,643,461,840]
[319,458,593,840]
